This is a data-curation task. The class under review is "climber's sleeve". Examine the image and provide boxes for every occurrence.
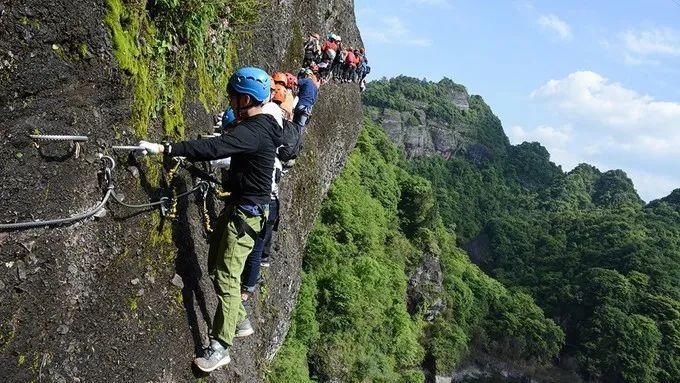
[170,122,260,161]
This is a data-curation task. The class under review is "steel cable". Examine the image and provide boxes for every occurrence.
[0,188,113,230]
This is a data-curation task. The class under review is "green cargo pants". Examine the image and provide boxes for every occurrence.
[208,204,267,346]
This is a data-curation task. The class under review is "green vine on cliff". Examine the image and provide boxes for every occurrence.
[104,0,260,139]
[102,0,259,281]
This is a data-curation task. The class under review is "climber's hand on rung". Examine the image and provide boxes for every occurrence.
[137,141,164,156]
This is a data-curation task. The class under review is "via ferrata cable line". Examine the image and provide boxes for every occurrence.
[0,153,210,231]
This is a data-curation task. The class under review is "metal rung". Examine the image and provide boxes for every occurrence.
[29,134,89,142]
[112,145,145,150]
[30,134,88,158]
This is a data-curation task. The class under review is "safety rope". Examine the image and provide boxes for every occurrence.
[0,189,113,230]
[111,192,169,209]
[201,184,213,233]
[0,155,211,232]
[30,134,89,158]
[164,159,183,219]
[0,155,113,231]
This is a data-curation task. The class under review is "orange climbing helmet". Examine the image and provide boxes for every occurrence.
[271,84,288,104]
[272,72,288,85]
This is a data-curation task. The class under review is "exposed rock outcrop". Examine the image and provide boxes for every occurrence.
[363,78,509,162]
[407,252,445,320]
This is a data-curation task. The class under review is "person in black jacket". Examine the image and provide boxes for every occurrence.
[138,67,283,372]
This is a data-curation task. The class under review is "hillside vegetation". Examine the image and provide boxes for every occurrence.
[268,120,563,382]
[270,76,679,382]
[367,77,680,382]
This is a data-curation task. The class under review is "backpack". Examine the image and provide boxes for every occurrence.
[277,120,304,164]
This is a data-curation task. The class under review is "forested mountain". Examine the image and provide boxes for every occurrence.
[363,77,680,382]
[269,121,565,382]
[270,76,679,382]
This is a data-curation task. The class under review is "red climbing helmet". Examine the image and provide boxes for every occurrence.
[285,72,298,89]
[309,63,319,73]
[271,72,288,85]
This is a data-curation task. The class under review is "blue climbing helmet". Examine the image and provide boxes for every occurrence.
[221,107,236,130]
[227,67,271,104]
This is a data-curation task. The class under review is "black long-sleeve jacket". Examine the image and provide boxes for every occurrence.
[170,113,283,207]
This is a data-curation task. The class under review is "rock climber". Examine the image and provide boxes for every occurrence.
[321,34,338,63]
[285,72,298,98]
[239,79,287,300]
[293,67,319,128]
[358,48,370,81]
[333,40,346,81]
[344,47,357,83]
[303,33,322,66]
[137,67,283,373]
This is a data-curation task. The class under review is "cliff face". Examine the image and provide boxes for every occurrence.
[363,81,470,159]
[0,1,362,382]
[366,106,466,159]
[362,77,509,162]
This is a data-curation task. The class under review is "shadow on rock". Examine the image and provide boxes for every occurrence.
[171,175,213,357]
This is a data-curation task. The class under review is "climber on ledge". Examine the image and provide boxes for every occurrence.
[137,67,283,373]
[303,33,322,66]
[293,67,319,128]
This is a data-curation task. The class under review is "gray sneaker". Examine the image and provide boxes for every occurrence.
[235,317,254,338]
[194,340,230,372]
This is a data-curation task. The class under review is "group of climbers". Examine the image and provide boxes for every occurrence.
[134,29,366,372]
[303,32,370,89]
[137,63,322,372]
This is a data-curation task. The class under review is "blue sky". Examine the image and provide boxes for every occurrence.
[354,0,680,201]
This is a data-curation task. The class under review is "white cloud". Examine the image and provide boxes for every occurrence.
[509,125,572,146]
[383,16,408,36]
[537,14,573,41]
[362,15,432,47]
[621,27,680,56]
[405,37,433,47]
[623,52,661,66]
[529,71,680,200]
[605,27,680,66]
[583,134,680,157]
[508,124,576,167]
[355,7,377,18]
[531,71,680,133]
[625,169,680,202]
[535,125,572,146]
[508,125,528,143]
